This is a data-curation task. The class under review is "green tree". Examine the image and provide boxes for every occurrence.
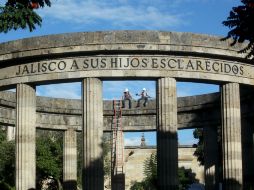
[193,128,204,165]
[0,127,15,190]
[36,131,63,189]
[0,0,51,33]
[130,153,157,190]
[222,0,254,60]
[0,128,64,190]
[142,153,157,189]
[0,127,6,142]
[193,126,222,167]
[0,141,15,190]
[178,167,198,190]
[102,135,111,178]
[130,152,197,190]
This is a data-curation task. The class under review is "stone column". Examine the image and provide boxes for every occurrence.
[7,126,15,141]
[16,84,36,190]
[82,78,103,190]
[157,77,178,189]
[242,118,254,189]
[221,83,242,189]
[63,128,77,190]
[204,125,219,190]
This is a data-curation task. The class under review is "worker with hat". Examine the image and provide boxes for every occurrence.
[136,88,151,108]
[122,88,132,108]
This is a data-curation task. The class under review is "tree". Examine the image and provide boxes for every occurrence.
[178,167,198,190]
[130,153,157,190]
[0,127,6,142]
[193,128,204,165]
[222,0,254,60]
[0,127,15,190]
[143,153,157,188]
[0,128,64,190]
[102,135,111,179]
[193,126,222,168]
[0,0,51,33]
[36,131,63,189]
[130,152,197,190]
[0,141,15,190]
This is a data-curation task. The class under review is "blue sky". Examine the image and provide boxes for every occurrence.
[0,0,238,145]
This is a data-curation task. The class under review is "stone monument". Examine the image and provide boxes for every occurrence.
[0,31,253,190]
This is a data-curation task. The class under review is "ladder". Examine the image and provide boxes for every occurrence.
[111,99,124,177]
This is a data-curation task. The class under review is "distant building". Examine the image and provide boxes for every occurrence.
[140,133,146,147]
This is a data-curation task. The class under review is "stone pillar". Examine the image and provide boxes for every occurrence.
[204,125,219,190]
[221,83,242,189]
[82,78,104,190]
[157,77,178,189]
[7,126,15,141]
[242,118,254,189]
[16,84,36,190]
[63,128,77,190]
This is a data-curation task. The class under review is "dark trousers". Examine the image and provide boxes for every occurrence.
[122,98,132,108]
[137,97,148,107]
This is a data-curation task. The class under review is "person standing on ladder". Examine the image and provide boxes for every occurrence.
[122,88,132,108]
[136,88,151,107]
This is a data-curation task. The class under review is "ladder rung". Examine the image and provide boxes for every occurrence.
[112,99,124,175]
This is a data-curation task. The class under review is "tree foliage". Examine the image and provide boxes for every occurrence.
[130,153,157,190]
[0,127,6,142]
[143,153,157,188]
[0,0,51,33]
[130,152,197,190]
[193,128,204,165]
[0,129,15,190]
[102,135,111,178]
[222,0,254,60]
[0,128,63,190]
[36,131,63,189]
[178,167,198,190]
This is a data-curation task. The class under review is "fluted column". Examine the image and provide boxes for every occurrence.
[16,84,36,190]
[221,83,242,189]
[204,125,219,190]
[157,77,178,189]
[82,78,103,190]
[63,128,77,190]
[242,118,254,189]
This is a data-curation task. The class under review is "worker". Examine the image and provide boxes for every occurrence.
[136,88,151,107]
[122,88,132,108]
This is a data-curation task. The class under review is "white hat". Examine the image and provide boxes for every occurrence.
[124,88,129,92]
[142,88,146,91]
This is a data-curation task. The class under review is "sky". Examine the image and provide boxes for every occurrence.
[0,0,239,145]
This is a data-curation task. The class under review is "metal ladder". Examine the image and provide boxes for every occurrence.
[111,99,124,176]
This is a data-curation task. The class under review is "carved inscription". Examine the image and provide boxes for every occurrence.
[15,56,244,76]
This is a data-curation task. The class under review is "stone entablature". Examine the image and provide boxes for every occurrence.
[0,31,253,90]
